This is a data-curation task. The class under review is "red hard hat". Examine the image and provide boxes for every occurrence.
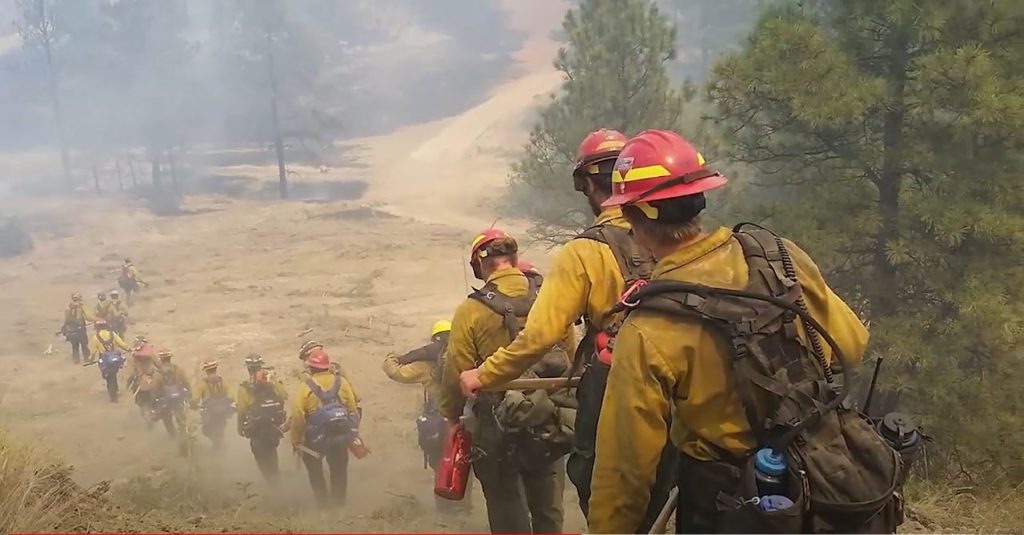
[133,343,155,359]
[306,348,331,370]
[574,129,627,178]
[470,228,515,260]
[602,130,726,208]
[516,260,538,274]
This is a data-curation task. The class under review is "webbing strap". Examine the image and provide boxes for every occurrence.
[575,225,654,286]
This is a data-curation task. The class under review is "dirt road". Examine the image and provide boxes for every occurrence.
[0,1,587,531]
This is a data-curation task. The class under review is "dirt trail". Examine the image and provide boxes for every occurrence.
[353,0,568,231]
[0,1,585,532]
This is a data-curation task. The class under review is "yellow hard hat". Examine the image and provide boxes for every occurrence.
[430,319,452,337]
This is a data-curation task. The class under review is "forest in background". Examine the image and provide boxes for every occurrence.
[509,0,1024,490]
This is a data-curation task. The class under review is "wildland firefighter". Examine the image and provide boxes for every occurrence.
[384,319,475,512]
[127,343,161,418]
[151,349,191,438]
[238,353,288,482]
[586,130,902,534]
[88,318,131,360]
[441,229,576,534]
[382,319,451,469]
[290,348,365,509]
[107,290,128,337]
[192,359,235,449]
[95,291,110,320]
[459,129,678,531]
[118,258,147,304]
[298,340,361,405]
[57,292,92,363]
[89,319,129,402]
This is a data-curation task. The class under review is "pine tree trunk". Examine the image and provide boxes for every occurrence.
[151,149,162,191]
[116,160,123,191]
[92,163,100,192]
[128,159,138,188]
[266,30,288,200]
[873,28,910,318]
[168,147,179,191]
[38,1,71,188]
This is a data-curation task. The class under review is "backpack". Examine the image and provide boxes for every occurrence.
[303,375,358,452]
[567,223,657,482]
[468,270,570,378]
[616,223,900,533]
[242,381,286,438]
[468,271,574,460]
[97,330,116,352]
[200,377,235,421]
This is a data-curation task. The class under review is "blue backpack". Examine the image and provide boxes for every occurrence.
[303,375,357,452]
[97,350,124,377]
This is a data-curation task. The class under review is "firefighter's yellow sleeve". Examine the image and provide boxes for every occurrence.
[589,320,675,534]
[785,239,869,369]
[111,333,130,351]
[440,299,479,422]
[382,353,433,385]
[192,381,209,404]
[236,383,254,414]
[476,244,590,387]
[173,368,192,392]
[289,382,309,447]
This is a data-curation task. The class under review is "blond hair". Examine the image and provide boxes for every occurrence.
[623,205,703,247]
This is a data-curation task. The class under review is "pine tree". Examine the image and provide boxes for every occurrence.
[708,0,1024,476]
[507,0,686,244]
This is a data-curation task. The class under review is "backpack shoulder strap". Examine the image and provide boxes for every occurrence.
[469,281,534,342]
[575,224,655,285]
[304,378,331,404]
[326,374,343,401]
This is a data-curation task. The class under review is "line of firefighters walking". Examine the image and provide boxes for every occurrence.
[56,259,370,510]
[53,128,919,533]
[384,128,920,534]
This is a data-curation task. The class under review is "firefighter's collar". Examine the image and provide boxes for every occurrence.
[485,266,525,284]
[653,227,734,277]
[594,206,626,228]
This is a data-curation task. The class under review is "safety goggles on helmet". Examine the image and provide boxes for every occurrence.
[573,129,627,178]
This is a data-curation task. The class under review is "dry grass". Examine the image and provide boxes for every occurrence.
[905,479,1024,534]
[0,429,103,533]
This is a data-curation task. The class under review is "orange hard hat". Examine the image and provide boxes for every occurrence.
[574,129,628,179]
[306,348,331,370]
[201,359,218,371]
[602,129,726,208]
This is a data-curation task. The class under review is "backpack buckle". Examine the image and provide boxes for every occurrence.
[619,279,649,308]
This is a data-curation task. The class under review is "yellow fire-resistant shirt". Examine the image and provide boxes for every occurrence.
[95,301,112,320]
[89,329,131,356]
[192,375,234,405]
[382,342,442,410]
[289,370,359,447]
[588,227,870,534]
[440,266,575,422]
[476,208,631,387]
[237,378,289,415]
[64,304,92,328]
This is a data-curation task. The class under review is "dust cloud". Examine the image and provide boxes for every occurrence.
[0,0,583,531]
